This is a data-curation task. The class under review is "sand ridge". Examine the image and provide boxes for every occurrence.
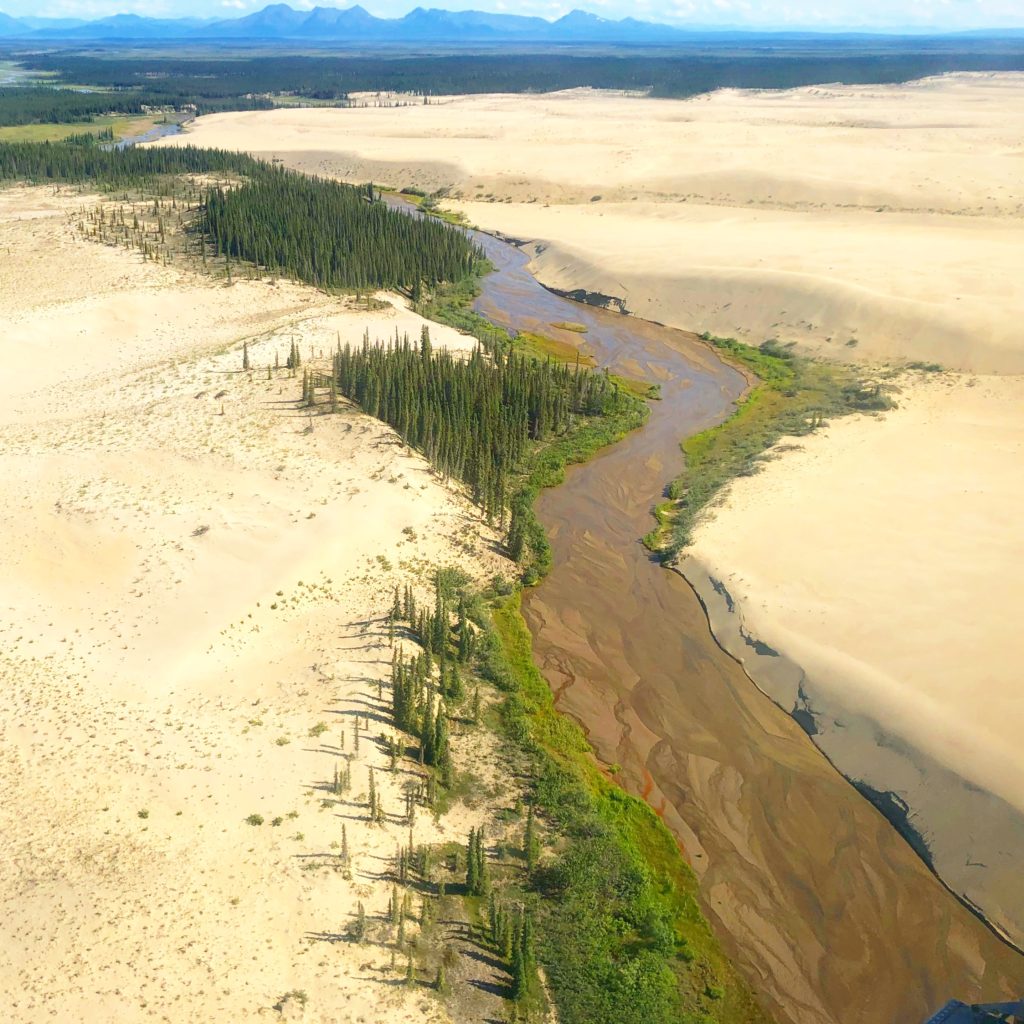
[678,370,1024,946]
[0,188,518,1023]
[159,74,1024,373]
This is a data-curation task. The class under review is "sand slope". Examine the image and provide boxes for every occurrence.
[681,371,1024,945]
[162,75,1024,373]
[0,189,514,1022]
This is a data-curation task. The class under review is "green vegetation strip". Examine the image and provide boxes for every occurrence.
[476,592,769,1024]
[322,309,766,1017]
[647,335,892,556]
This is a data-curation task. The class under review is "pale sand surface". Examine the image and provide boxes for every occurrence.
[158,78,1024,945]
[689,373,1024,809]
[681,371,1024,942]
[161,74,1024,372]
[0,188,515,1022]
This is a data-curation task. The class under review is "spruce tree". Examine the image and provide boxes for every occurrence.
[466,828,478,895]
[434,702,452,787]
[524,803,538,872]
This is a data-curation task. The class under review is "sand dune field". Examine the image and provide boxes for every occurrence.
[0,187,516,1023]
[163,74,1024,373]
[158,75,1024,948]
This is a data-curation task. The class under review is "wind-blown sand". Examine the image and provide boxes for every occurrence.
[0,187,515,1022]
[162,74,1024,373]
[158,76,1024,950]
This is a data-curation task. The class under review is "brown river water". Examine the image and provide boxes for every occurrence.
[130,127,1022,1020]
[463,226,1024,1023]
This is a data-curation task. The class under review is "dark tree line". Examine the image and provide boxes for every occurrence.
[21,47,1024,104]
[203,171,480,291]
[332,330,621,522]
[0,87,151,126]
[0,141,480,293]
[0,139,264,185]
[0,86,272,129]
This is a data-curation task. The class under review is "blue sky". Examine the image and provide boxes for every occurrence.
[6,0,1024,30]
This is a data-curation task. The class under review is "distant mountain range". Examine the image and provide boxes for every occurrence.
[0,4,716,42]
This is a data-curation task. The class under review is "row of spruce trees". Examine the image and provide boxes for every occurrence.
[203,172,480,291]
[332,329,622,525]
[385,569,542,1010]
[0,141,480,293]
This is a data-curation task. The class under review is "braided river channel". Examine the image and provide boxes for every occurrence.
[457,221,1024,1023]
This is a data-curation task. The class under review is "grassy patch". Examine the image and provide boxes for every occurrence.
[385,186,472,227]
[612,373,662,401]
[0,113,162,144]
[551,321,588,333]
[646,335,892,556]
[514,329,594,366]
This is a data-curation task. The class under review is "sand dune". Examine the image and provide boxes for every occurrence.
[162,74,1024,373]
[0,188,515,1022]
[680,371,1024,945]
[157,78,1024,951]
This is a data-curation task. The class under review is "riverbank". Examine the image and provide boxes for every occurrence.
[679,369,1024,948]
[151,101,1024,1021]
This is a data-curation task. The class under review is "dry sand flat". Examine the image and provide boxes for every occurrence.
[679,371,1024,946]
[0,188,516,1023]
[162,74,1024,372]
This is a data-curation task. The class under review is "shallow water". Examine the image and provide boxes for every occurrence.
[441,221,1024,1021]
[110,121,185,150]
